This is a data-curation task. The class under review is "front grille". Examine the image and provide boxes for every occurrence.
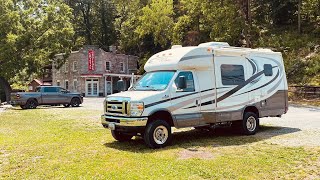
[106,101,129,115]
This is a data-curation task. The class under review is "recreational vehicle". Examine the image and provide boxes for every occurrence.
[101,42,288,148]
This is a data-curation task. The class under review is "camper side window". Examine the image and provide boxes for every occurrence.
[221,64,245,85]
[175,71,195,92]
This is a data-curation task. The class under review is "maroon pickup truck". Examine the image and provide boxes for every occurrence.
[10,86,83,109]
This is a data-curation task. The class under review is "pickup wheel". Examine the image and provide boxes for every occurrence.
[70,98,80,107]
[144,119,172,149]
[241,112,259,135]
[63,104,70,107]
[111,130,133,142]
[26,99,38,109]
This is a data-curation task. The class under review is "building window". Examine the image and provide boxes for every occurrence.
[106,61,111,71]
[73,61,78,72]
[221,64,245,85]
[65,80,69,90]
[57,81,60,86]
[73,79,77,90]
[120,62,124,72]
[65,62,69,72]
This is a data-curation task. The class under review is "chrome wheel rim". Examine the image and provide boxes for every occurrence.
[246,116,257,132]
[153,125,168,145]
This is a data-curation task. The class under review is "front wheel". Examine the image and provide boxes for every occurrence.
[144,119,172,149]
[241,112,259,135]
[70,98,80,107]
[111,130,133,142]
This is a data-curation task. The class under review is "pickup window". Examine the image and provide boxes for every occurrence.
[43,87,59,93]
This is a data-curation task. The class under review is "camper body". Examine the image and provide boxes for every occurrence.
[101,42,288,148]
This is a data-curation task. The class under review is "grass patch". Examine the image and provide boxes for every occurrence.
[0,107,319,179]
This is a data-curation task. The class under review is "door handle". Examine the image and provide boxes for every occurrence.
[196,99,200,106]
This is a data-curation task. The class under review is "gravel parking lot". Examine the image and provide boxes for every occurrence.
[2,97,320,147]
[79,97,320,147]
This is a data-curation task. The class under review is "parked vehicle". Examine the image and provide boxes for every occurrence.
[10,86,83,109]
[101,42,288,148]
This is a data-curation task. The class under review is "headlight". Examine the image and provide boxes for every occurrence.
[129,102,144,116]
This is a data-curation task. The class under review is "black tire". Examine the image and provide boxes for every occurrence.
[20,105,27,109]
[111,130,133,142]
[241,112,259,135]
[144,119,172,149]
[63,104,70,107]
[26,99,38,109]
[70,98,80,107]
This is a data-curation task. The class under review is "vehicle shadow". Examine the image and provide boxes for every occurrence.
[103,125,301,152]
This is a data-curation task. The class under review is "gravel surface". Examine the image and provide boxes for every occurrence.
[1,97,320,147]
[260,104,320,147]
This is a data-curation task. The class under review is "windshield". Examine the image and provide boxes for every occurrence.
[133,71,175,91]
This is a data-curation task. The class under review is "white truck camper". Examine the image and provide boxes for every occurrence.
[101,42,288,148]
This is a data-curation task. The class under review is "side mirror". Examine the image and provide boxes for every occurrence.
[177,76,187,89]
[117,79,125,92]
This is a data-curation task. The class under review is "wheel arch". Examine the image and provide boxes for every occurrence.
[147,109,175,127]
[242,105,260,118]
[27,98,38,104]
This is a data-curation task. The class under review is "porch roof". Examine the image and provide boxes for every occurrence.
[80,74,103,78]
[103,73,141,78]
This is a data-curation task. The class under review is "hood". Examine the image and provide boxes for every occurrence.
[107,90,164,101]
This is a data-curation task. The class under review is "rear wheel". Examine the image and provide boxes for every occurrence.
[70,98,80,107]
[111,130,133,142]
[241,112,259,135]
[26,99,38,109]
[144,119,172,149]
[63,104,70,107]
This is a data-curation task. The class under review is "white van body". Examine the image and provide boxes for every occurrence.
[101,42,288,148]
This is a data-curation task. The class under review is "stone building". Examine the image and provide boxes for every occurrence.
[52,45,139,97]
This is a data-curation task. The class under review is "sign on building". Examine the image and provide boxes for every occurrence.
[88,50,95,71]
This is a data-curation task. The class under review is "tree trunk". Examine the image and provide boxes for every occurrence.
[0,77,12,102]
[298,0,301,34]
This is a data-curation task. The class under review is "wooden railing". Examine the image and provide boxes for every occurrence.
[289,85,320,98]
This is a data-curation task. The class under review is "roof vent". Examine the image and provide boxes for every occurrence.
[171,45,182,49]
[198,42,230,48]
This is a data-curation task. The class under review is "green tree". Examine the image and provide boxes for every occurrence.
[0,0,74,101]
[65,0,116,50]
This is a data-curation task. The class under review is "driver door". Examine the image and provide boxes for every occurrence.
[170,71,201,128]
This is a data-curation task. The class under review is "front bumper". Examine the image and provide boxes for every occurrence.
[101,114,148,131]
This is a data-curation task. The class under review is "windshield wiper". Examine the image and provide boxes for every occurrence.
[140,86,158,91]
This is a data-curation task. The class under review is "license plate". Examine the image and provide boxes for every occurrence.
[108,123,116,130]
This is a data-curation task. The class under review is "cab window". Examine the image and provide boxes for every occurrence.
[43,87,59,93]
[174,71,195,92]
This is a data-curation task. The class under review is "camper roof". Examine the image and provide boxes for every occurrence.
[144,42,280,72]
